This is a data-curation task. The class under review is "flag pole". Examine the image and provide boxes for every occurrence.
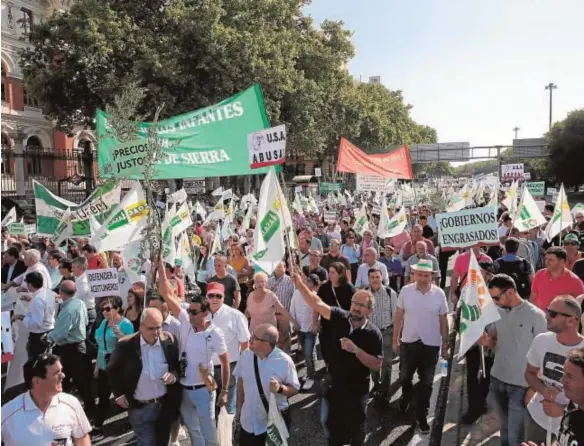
[278,170,299,273]
[479,345,486,379]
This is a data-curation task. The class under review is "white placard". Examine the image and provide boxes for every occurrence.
[248,124,286,169]
[86,268,121,298]
[547,187,558,195]
[371,204,382,215]
[1,311,14,363]
[294,186,303,193]
[436,206,498,248]
[356,174,389,192]
[523,172,531,180]
[501,163,524,182]
[168,188,188,203]
[183,179,206,194]
[324,210,337,223]
[315,168,322,177]
[534,200,546,213]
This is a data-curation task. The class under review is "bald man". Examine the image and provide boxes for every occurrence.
[107,307,182,446]
[235,323,300,444]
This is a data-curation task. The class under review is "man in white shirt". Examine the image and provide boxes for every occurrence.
[1,354,92,446]
[234,324,300,443]
[206,282,250,415]
[4,248,52,291]
[355,247,389,288]
[392,259,449,434]
[11,271,56,360]
[71,257,96,328]
[524,296,584,443]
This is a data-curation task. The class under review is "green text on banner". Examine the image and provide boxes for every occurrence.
[96,85,272,179]
[319,182,343,193]
[525,181,545,197]
[436,206,498,248]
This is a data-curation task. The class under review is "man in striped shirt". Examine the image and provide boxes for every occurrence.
[268,261,295,353]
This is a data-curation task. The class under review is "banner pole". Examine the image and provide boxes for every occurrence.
[278,170,299,274]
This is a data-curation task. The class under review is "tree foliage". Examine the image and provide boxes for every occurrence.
[546,109,584,187]
[20,0,435,158]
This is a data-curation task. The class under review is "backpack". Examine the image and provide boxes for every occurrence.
[495,258,532,299]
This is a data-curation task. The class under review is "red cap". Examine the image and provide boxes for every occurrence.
[206,282,225,296]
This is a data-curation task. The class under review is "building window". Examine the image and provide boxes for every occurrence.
[20,8,33,37]
[1,134,12,175]
[23,88,39,107]
[26,136,43,175]
[1,65,6,102]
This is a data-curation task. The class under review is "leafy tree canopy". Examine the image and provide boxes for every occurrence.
[20,0,435,158]
[546,109,584,187]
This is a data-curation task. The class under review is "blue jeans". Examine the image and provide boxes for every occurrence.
[298,332,317,378]
[213,362,237,415]
[181,387,217,446]
[488,377,527,446]
[128,402,161,446]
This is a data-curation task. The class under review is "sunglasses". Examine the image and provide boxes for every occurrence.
[102,306,112,312]
[206,293,223,299]
[546,308,575,319]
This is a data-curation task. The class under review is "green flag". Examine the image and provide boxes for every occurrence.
[96,85,272,179]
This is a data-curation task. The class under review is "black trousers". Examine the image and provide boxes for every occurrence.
[465,345,494,414]
[439,249,456,289]
[53,342,96,418]
[95,369,112,428]
[398,341,439,422]
[27,331,49,361]
[239,429,266,446]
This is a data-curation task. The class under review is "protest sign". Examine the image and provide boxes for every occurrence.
[97,85,274,179]
[436,206,498,248]
[534,200,546,213]
[501,163,524,181]
[248,124,286,169]
[7,222,35,236]
[525,181,545,197]
[1,311,14,363]
[324,211,337,223]
[319,182,342,193]
[86,268,121,298]
[183,179,206,194]
[356,174,389,193]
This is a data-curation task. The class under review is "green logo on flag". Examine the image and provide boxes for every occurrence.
[519,206,531,221]
[259,210,280,242]
[459,301,480,333]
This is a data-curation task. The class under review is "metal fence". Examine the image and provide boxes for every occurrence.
[1,147,96,202]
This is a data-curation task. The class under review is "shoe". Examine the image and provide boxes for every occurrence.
[418,419,430,434]
[168,442,180,446]
[91,428,105,442]
[398,399,410,413]
[303,378,314,390]
[462,410,481,425]
[177,425,188,441]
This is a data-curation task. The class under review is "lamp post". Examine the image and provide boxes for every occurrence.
[513,127,520,140]
[544,83,557,130]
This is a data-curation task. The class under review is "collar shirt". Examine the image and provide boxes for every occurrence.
[13,262,53,290]
[1,391,92,446]
[177,309,227,386]
[268,274,295,311]
[22,288,56,333]
[6,263,16,282]
[74,273,95,310]
[48,266,63,290]
[355,261,389,288]
[47,298,87,346]
[209,304,250,366]
[234,348,300,435]
[396,283,449,346]
[369,286,397,330]
[162,313,181,338]
[135,336,168,401]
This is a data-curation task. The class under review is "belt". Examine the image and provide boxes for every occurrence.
[136,396,164,404]
[181,384,207,390]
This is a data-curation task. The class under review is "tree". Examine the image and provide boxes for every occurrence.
[546,109,584,187]
[20,0,435,159]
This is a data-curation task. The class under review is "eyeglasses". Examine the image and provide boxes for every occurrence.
[491,289,510,301]
[251,334,269,343]
[206,294,223,299]
[187,308,204,316]
[546,308,576,319]
[102,306,112,312]
[351,299,370,309]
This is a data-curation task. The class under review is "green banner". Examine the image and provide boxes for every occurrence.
[525,181,545,197]
[97,85,271,179]
[319,182,343,193]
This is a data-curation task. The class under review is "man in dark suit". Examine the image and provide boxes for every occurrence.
[107,307,182,446]
[1,247,26,285]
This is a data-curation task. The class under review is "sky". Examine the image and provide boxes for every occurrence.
[305,0,584,150]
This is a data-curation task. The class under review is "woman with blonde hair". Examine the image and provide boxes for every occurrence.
[228,243,253,310]
[246,271,296,333]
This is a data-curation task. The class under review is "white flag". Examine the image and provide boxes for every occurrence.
[121,225,146,285]
[52,208,73,246]
[221,200,234,241]
[446,184,472,212]
[194,201,207,219]
[210,229,222,256]
[177,232,196,277]
[378,207,407,239]
[250,168,286,275]
[513,187,547,232]
[211,186,224,197]
[353,203,369,236]
[1,207,17,226]
[458,250,501,357]
[171,201,193,238]
[544,184,573,242]
[161,205,177,265]
[502,180,519,217]
[241,204,254,232]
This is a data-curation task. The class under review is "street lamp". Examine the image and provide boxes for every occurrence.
[513,127,520,140]
[545,83,557,130]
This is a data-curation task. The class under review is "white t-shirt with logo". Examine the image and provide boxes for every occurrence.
[526,332,584,433]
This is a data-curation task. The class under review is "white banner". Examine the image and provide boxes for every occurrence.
[324,210,337,223]
[437,206,498,248]
[184,179,206,194]
[501,163,524,182]
[356,174,389,192]
[248,124,286,169]
[86,268,121,298]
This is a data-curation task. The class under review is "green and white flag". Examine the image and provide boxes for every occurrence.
[446,184,472,212]
[572,203,584,216]
[292,195,303,214]
[378,206,408,239]
[221,199,234,241]
[458,250,501,357]
[251,168,286,275]
[90,182,149,252]
[1,207,17,226]
[513,187,546,232]
[353,203,369,236]
[241,203,254,232]
[33,180,121,237]
[177,232,196,276]
[210,227,222,256]
[170,201,193,238]
[544,184,573,242]
[122,225,146,285]
[53,208,73,245]
[502,180,519,217]
[161,205,178,265]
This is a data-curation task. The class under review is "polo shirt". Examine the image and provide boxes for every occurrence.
[177,309,227,386]
[234,348,300,435]
[1,391,91,445]
[531,268,584,311]
[209,304,250,366]
[328,307,383,394]
[453,252,492,285]
[87,255,107,270]
[397,283,448,347]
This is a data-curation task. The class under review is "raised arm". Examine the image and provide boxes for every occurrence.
[157,257,182,318]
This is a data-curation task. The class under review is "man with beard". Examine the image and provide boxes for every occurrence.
[292,271,382,446]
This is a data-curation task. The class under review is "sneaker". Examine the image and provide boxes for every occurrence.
[91,428,105,442]
[303,378,314,390]
[397,399,410,413]
[418,419,430,434]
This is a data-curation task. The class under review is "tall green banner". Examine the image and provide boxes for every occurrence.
[97,85,271,179]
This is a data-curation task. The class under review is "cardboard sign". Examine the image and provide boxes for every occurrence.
[314,168,322,177]
[436,206,498,248]
[525,181,545,197]
[86,268,121,298]
[324,211,337,223]
[501,163,524,182]
[356,174,389,192]
[248,124,286,169]
[183,179,206,194]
